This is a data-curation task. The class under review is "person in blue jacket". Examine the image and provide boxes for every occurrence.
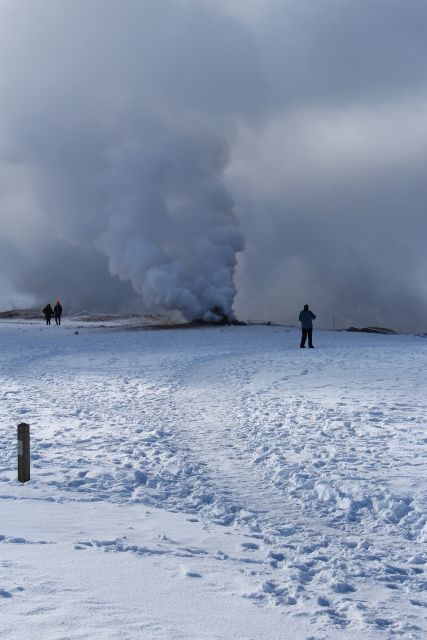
[299,304,316,348]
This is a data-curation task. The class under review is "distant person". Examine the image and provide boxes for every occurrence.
[43,303,54,325]
[299,304,316,348]
[54,300,63,325]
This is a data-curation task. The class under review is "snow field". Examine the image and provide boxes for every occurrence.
[0,321,426,639]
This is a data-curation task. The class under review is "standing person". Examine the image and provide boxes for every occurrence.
[54,300,63,325]
[42,303,54,325]
[299,304,316,348]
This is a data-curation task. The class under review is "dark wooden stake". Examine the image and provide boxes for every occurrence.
[17,422,30,482]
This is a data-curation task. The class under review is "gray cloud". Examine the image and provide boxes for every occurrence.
[0,0,426,329]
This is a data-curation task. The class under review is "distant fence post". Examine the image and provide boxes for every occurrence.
[17,423,30,482]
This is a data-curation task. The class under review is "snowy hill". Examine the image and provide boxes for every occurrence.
[0,321,426,639]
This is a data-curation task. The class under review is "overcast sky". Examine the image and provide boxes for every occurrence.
[0,0,426,329]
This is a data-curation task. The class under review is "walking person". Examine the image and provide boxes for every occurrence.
[54,300,63,325]
[299,304,316,348]
[43,303,54,325]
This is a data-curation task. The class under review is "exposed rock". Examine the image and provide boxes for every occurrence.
[0,308,41,319]
[347,326,396,334]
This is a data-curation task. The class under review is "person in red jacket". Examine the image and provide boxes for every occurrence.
[54,300,63,325]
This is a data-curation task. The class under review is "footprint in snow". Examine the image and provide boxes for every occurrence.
[331,581,356,594]
[241,542,259,551]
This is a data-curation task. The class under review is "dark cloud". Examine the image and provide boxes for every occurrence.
[258,0,427,107]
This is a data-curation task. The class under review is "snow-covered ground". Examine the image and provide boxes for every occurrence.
[0,320,426,639]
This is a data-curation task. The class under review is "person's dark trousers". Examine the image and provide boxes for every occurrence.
[300,328,313,348]
[55,316,61,325]
[46,318,50,325]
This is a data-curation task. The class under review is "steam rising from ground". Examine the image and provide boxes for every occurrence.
[97,130,243,321]
[0,1,426,329]
[0,1,246,322]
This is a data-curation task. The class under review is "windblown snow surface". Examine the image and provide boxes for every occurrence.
[0,320,426,639]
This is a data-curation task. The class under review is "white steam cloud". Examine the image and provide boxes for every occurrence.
[0,0,247,321]
[96,130,243,321]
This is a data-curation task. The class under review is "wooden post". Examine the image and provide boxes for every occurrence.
[17,423,30,482]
